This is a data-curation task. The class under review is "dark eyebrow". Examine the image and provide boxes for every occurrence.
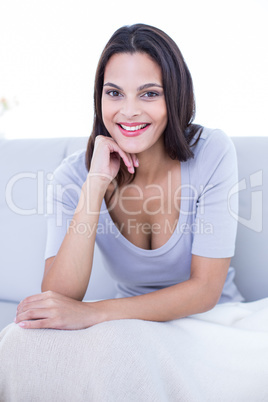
[103,82,123,90]
[103,82,163,91]
[137,83,163,91]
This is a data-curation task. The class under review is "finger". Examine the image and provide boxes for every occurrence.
[18,291,56,306]
[18,293,44,306]
[17,319,51,329]
[17,300,50,315]
[17,291,59,314]
[16,308,50,324]
[108,142,133,171]
[131,154,139,168]
[94,135,135,174]
[17,294,45,314]
[96,135,135,171]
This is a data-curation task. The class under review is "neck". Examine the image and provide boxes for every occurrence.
[134,139,173,185]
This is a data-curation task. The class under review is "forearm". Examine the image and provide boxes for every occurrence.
[97,279,217,323]
[42,177,107,300]
[15,279,217,330]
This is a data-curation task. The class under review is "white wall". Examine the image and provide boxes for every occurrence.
[0,0,267,139]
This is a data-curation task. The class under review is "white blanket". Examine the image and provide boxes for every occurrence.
[1,298,268,402]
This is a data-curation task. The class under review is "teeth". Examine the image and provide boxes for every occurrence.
[120,123,148,131]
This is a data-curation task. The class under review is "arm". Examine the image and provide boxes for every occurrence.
[41,135,138,301]
[95,255,230,322]
[15,135,139,329]
[15,255,230,329]
[41,177,107,301]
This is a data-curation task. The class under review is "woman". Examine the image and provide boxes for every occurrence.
[15,23,244,330]
[3,24,268,402]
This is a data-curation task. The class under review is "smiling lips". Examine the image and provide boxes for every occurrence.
[117,122,151,137]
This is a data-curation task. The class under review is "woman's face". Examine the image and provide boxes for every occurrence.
[101,52,168,155]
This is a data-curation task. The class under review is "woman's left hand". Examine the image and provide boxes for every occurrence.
[15,291,105,330]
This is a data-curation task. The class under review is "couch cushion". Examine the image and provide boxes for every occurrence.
[0,301,18,331]
[231,137,268,301]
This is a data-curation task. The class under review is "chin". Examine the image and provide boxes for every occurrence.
[111,135,142,152]
[119,141,147,155]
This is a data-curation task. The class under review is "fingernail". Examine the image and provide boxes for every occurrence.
[18,322,25,327]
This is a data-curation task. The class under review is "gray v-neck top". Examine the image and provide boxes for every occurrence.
[45,127,244,303]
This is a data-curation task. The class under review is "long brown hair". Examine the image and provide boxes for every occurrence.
[86,23,202,187]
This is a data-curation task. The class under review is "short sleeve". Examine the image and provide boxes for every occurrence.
[191,131,239,258]
[44,150,87,260]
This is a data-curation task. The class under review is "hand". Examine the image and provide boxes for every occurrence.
[89,135,139,182]
[15,291,105,330]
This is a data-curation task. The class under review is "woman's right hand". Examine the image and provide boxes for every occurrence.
[89,135,139,184]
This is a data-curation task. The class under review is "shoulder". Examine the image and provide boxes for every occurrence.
[186,127,238,189]
[52,149,88,187]
[189,126,237,169]
[47,149,88,209]
[190,127,235,156]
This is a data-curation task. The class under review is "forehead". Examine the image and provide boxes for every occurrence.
[103,52,163,85]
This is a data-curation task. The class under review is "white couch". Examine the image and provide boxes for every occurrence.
[0,136,267,331]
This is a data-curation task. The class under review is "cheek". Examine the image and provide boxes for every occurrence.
[152,102,168,127]
[101,99,117,126]
[101,98,108,123]
[149,97,166,114]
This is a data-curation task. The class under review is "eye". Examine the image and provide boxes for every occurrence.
[142,91,159,98]
[106,90,122,97]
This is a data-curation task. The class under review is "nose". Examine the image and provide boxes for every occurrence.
[120,97,141,118]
